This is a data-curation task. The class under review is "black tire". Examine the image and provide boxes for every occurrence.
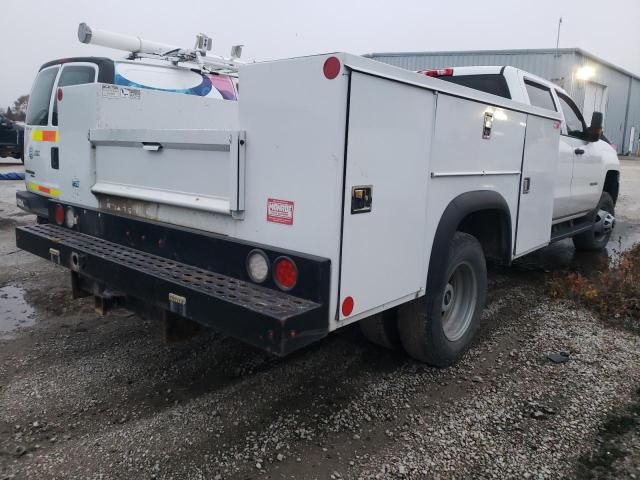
[359,309,400,350]
[573,192,615,251]
[398,232,487,367]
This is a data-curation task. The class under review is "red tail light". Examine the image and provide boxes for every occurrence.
[419,68,454,77]
[54,204,64,225]
[57,88,63,101]
[273,256,297,290]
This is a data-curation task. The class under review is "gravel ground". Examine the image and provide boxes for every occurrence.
[0,159,639,479]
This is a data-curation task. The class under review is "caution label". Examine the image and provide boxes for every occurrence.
[267,198,294,225]
[101,84,141,100]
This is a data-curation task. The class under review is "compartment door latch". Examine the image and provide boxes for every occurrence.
[482,112,493,139]
[351,186,373,214]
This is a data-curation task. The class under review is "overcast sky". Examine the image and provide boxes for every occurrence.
[1,0,639,108]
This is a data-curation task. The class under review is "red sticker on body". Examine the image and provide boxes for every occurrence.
[267,198,294,225]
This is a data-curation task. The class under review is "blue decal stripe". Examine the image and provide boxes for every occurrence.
[114,73,214,97]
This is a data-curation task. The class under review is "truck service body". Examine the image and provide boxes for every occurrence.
[15,27,619,366]
[419,66,620,224]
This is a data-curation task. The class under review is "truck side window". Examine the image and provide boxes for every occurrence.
[25,67,59,126]
[524,80,556,111]
[437,74,511,99]
[52,65,97,126]
[556,92,587,138]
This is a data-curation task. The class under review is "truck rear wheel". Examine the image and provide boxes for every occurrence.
[573,192,615,251]
[398,232,487,367]
[359,310,400,350]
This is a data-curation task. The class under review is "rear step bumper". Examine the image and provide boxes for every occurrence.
[16,223,330,356]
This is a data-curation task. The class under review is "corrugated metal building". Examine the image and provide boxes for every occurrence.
[366,48,640,155]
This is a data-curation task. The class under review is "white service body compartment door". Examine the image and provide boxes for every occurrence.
[514,115,560,255]
[339,72,435,321]
[90,128,246,215]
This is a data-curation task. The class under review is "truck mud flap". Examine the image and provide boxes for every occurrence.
[15,224,328,356]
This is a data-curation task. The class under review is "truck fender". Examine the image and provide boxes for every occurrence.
[427,190,512,294]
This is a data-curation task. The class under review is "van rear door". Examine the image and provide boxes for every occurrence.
[24,62,98,201]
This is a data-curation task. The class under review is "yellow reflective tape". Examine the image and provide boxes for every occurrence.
[28,182,60,197]
[30,129,58,142]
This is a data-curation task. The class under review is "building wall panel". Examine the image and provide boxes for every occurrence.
[571,52,630,151]
[626,78,640,154]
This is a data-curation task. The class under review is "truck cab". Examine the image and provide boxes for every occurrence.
[20,57,237,219]
[419,66,620,231]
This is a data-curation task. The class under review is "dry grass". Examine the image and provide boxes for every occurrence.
[548,244,640,329]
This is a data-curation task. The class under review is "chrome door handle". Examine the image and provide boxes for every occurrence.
[574,148,585,155]
[142,142,163,152]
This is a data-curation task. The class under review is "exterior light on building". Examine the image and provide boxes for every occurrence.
[576,66,595,81]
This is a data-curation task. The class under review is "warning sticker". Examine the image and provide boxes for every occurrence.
[101,84,141,100]
[267,198,294,225]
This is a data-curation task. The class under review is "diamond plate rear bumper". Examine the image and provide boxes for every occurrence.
[16,223,329,355]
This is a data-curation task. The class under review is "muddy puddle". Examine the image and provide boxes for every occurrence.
[513,214,640,275]
[0,285,36,339]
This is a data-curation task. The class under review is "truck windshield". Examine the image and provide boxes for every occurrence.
[438,74,511,99]
[25,67,59,126]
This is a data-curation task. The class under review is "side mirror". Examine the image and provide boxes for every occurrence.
[587,111,603,142]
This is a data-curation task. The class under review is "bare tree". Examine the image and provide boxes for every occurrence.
[7,95,29,121]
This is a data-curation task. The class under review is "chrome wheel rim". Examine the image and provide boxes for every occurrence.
[593,209,615,241]
[441,261,478,342]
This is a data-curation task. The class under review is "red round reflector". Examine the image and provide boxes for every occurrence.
[57,88,63,101]
[323,56,341,80]
[341,296,354,317]
[273,256,298,290]
[54,204,64,225]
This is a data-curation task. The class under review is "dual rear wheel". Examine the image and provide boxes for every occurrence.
[362,193,615,366]
[359,232,487,367]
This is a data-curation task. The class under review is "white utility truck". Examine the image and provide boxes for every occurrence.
[16,25,619,367]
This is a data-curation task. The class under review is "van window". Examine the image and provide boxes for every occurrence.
[52,65,97,125]
[524,80,556,111]
[25,67,59,126]
[438,74,511,99]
